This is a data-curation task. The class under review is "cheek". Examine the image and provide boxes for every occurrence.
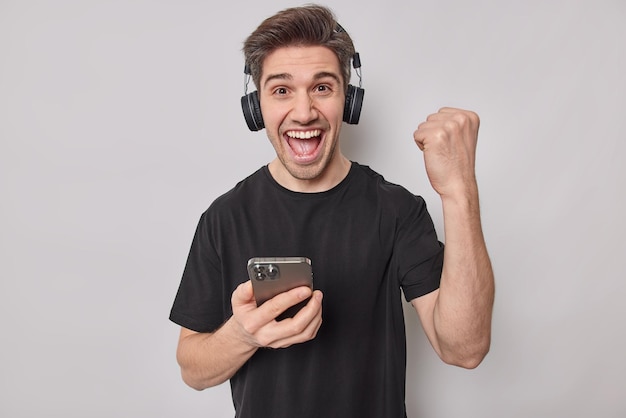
[261,107,287,132]
[323,97,346,121]
[266,130,283,149]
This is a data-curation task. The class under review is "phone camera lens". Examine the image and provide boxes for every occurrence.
[267,264,279,280]
[253,265,266,281]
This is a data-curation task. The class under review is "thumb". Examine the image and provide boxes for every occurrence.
[413,128,426,151]
[233,280,255,305]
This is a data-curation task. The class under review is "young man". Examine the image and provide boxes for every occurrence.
[170,5,494,417]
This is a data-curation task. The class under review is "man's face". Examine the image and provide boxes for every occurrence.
[259,45,347,191]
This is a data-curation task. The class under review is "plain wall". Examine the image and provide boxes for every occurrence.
[1,0,624,417]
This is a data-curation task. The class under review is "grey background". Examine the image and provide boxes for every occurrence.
[1,0,624,417]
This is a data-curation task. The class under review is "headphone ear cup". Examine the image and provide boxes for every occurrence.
[343,84,365,125]
[241,90,264,131]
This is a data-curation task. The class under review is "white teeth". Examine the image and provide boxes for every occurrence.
[286,130,321,139]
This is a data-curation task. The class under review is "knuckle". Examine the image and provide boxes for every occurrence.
[457,110,479,128]
[230,288,239,304]
[273,341,292,349]
[444,119,461,133]
[238,317,258,336]
[264,299,286,318]
[302,326,318,340]
[466,110,480,124]
[257,334,273,347]
[434,127,450,142]
[290,321,307,335]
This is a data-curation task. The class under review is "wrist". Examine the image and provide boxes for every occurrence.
[439,180,479,210]
[223,316,262,352]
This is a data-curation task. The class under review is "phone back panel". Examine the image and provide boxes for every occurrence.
[247,257,313,307]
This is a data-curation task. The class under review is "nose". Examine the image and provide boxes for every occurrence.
[290,92,318,125]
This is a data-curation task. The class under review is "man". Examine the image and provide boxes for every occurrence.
[170,4,494,417]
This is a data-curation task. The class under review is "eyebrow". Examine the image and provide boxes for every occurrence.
[263,71,342,89]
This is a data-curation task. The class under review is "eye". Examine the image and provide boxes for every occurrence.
[315,84,332,94]
[273,87,288,96]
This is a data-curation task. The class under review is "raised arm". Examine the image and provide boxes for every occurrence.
[411,107,495,369]
[176,281,323,390]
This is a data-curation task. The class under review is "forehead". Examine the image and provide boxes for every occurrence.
[261,46,341,84]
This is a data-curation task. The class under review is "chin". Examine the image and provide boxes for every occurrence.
[286,165,324,181]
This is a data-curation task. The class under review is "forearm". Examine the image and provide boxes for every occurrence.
[176,318,258,390]
[175,282,323,389]
[435,183,495,367]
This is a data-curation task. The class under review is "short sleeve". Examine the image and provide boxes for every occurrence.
[396,195,444,301]
[169,211,226,333]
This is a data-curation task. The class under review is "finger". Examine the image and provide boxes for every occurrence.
[271,313,323,349]
[437,106,461,114]
[232,280,255,306]
[426,111,462,124]
[268,297,324,348]
[297,290,323,317]
[231,286,312,347]
[414,137,425,151]
[413,125,440,151]
[417,117,465,145]
[257,286,313,322]
[256,291,323,348]
[438,106,475,116]
[415,117,450,138]
[428,108,480,130]
[424,107,461,122]
[413,122,428,150]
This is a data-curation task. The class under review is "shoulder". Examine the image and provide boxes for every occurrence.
[193,167,270,231]
[208,167,267,210]
[352,162,427,212]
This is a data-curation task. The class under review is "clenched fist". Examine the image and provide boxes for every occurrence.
[413,107,480,198]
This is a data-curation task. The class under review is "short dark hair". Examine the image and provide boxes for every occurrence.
[243,4,356,92]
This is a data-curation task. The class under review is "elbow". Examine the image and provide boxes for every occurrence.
[176,343,227,391]
[446,350,487,369]
[181,372,208,391]
[180,368,226,391]
[440,339,491,369]
[176,351,208,391]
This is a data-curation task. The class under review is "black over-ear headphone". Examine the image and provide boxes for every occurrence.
[241,25,365,131]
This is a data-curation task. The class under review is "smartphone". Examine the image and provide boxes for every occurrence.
[247,257,313,320]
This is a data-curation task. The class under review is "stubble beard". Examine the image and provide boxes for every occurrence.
[279,135,339,182]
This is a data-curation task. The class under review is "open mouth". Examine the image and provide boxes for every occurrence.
[285,129,322,158]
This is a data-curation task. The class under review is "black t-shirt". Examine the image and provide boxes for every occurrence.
[170,162,444,418]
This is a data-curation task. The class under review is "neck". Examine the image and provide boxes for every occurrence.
[268,154,351,193]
